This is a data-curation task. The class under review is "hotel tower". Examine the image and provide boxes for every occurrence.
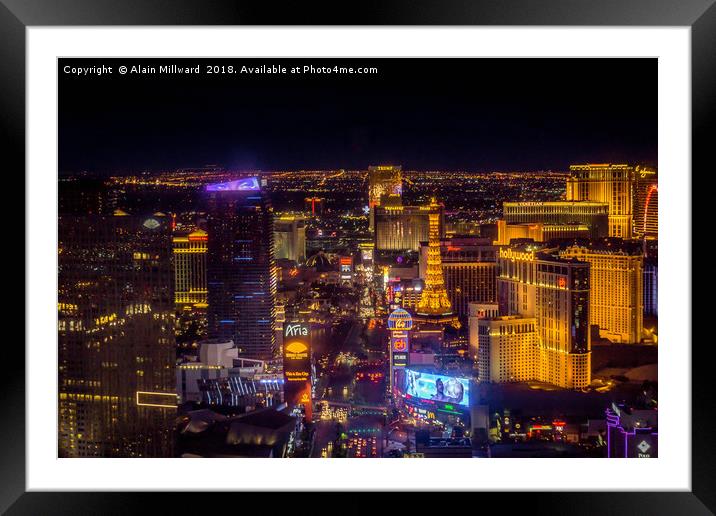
[567,163,635,239]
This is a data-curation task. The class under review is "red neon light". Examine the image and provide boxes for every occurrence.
[643,184,658,233]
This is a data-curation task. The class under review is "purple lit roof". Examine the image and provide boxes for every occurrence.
[205,177,260,192]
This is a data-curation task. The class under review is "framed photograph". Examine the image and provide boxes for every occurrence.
[5,0,711,512]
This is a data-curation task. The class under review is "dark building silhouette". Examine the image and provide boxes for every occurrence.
[58,177,117,215]
[58,211,176,457]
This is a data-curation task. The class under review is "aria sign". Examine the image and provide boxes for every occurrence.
[283,322,311,382]
[282,322,313,419]
[285,323,309,337]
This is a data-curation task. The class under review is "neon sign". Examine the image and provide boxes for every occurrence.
[499,248,535,262]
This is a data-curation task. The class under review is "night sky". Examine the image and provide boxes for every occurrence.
[59,58,657,174]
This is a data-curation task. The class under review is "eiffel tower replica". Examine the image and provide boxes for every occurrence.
[414,197,461,329]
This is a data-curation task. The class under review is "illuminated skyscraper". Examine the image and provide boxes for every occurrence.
[274,216,307,262]
[534,254,591,388]
[375,200,435,252]
[415,198,460,329]
[58,211,176,457]
[560,239,644,344]
[368,164,402,230]
[497,245,591,389]
[173,228,208,309]
[633,167,658,238]
[567,164,635,238]
[206,178,277,360]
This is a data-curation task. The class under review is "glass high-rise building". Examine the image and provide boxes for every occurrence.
[58,211,176,457]
[205,178,277,360]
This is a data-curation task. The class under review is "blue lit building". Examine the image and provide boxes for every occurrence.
[206,178,277,359]
[643,256,658,318]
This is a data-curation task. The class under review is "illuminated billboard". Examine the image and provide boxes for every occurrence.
[392,352,408,367]
[283,322,312,418]
[391,331,409,353]
[205,177,260,192]
[283,323,311,383]
[403,369,469,408]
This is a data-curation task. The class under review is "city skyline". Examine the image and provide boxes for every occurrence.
[58,162,658,458]
[57,58,658,460]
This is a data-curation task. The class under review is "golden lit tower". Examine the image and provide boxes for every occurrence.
[567,164,635,238]
[417,198,452,313]
[173,228,208,309]
[415,198,460,328]
[368,165,402,230]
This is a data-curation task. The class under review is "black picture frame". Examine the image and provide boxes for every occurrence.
[3,0,711,513]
